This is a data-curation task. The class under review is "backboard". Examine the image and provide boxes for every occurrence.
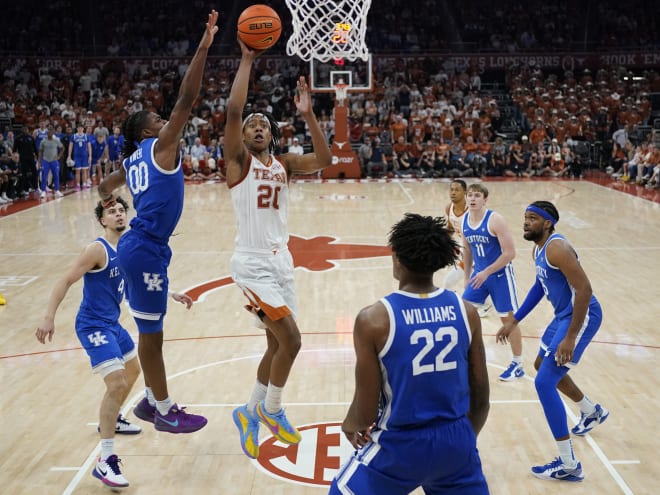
[310,54,373,93]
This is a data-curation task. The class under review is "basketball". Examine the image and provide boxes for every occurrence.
[237,5,282,50]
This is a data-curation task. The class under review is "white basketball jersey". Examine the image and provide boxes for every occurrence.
[230,153,289,253]
[448,203,468,247]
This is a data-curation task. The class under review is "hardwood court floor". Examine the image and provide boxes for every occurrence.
[1,177,659,495]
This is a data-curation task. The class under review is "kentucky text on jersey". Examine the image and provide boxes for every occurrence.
[401,305,457,325]
[535,265,548,279]
[464,234,491,244]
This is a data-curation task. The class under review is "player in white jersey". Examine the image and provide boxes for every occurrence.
[444,179,468,290]
[225,39,333,460]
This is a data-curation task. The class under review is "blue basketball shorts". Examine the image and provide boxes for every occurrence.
[538,299,602,367]
[462,264,519,316]
[73,156,89,169]
[118,230,170,333]
[329,416,489,495]
[75,317,137,373]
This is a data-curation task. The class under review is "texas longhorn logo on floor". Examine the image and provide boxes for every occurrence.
[184,234,392,302]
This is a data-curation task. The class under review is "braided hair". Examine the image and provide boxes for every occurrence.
[529,200,559,232]
[242,110,281,154]
[389,213,459,274]
[121,110,151,158]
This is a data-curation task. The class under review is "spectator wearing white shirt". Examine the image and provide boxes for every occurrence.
[189,137,209,171]
[288,137,304,156]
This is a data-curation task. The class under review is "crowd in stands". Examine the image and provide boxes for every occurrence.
[2,1,660,204]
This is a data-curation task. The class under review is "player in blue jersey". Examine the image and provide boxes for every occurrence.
[496,201,608,482]
[36,197,141,488]
[106,126,125,175]
[97,10,219,434]
[68,123,92,190]
[462,183,524,381]
[330,213,490,495]
[33,121,50,153]
[90,133,109,184]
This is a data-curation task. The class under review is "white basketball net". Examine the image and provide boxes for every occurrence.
[285,0,371,62]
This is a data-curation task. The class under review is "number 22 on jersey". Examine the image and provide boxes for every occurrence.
[411,327,458,375]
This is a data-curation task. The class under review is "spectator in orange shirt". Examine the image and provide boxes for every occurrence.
[529,121,548,145]
[440,118,455,143]
[391,114,408,143]
[393,135,409,156]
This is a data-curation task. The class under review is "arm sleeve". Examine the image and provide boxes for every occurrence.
[513,279,545,322]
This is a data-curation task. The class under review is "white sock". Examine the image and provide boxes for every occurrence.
[100,438,114,460]
[156,397,174,416]
[557,439,577,467]
[247,381,268,414]
[577,395,596,415]
[265,383,284,414]
[145,387,156,406]
[512,355,522,365]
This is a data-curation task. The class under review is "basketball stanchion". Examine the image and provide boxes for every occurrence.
[284,1,372,179]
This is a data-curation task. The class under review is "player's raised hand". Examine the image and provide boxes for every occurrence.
[201,10,219,49]
[294,77,312,115]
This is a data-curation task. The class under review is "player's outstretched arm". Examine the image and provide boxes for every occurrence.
[285,77,332,174]
[224,39,263,184]
[158,10,219,157]
[35,243,105,344]
[98,167,126,203]
[465,302,490,435]
[342,303,385,448]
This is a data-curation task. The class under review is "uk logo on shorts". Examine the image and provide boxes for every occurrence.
[143,272,164,291]
[88,331,108,347]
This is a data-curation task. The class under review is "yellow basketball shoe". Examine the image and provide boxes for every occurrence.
[256,400,301,445]
[232,405,260,458]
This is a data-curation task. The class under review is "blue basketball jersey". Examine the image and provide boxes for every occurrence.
[107,134,124,161]
[90,139,107,163]
[463,209,507,274]
[35,128,49,150]
[378,289,472,430]
[77,238,123,324]
[122,138,184,242]
[71,133,89,159]
[534,233,599,319]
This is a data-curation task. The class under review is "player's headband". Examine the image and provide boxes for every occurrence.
[526,205,557,225]
[242,113,271,130]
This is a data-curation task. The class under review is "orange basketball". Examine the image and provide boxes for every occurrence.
[237,4,282,50]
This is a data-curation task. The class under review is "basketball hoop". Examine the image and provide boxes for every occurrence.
[285,0,372,62]
[334,82,348,106]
